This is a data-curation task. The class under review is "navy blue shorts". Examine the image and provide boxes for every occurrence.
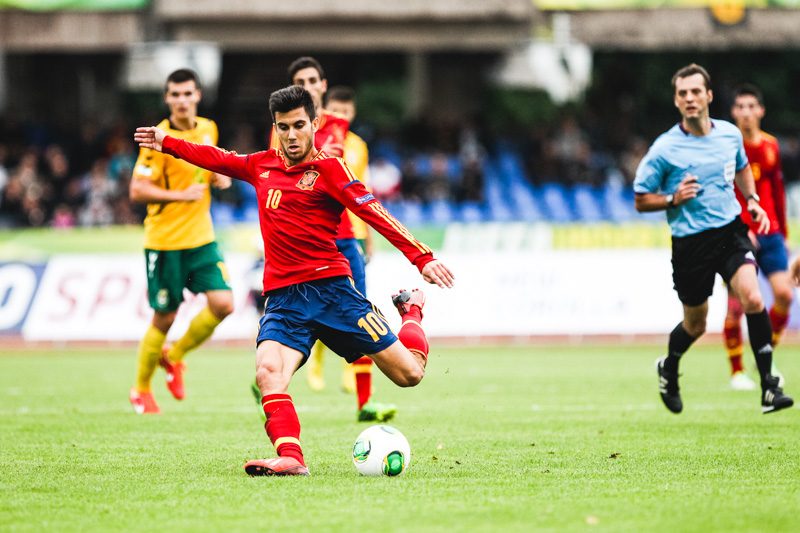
[256,276,397,365]
[336,238,366,296]
[756,233,789,277]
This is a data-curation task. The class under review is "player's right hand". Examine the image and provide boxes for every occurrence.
[674,174,701,205]
[181,183,207,201]
[134,127,166,152]
[791,256,800,286]
[422,259,455,288]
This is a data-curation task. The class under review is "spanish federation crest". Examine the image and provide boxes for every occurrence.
[296,170,320,191]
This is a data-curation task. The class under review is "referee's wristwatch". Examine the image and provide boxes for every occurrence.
[665,194,675,208]
[746,192,760,204]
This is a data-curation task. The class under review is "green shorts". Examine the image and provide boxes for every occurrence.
[145,241,231,312]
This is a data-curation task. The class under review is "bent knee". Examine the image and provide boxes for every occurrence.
[397,367,424,387]
[774,287,794,308]
[684,321,706,338]
[739,292,764,313]
[210,301,234,319]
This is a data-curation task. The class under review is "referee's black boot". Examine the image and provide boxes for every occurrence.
[761,375,793,414]
[656,357,683,414]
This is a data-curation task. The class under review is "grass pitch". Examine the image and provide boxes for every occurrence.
[1,343,798,532]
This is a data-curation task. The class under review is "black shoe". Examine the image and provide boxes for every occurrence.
[761,375,794,414]
[656,357,682,414]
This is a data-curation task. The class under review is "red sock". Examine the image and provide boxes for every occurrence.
[769,304,790,345]
[353,357,373,410]
[261,393,304,466]
[724,320,744,374]
[398,306,429,361]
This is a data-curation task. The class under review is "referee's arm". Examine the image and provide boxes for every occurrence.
[635,174,700,212]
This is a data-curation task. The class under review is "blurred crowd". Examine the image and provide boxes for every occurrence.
[2,115,800,228]
[0,120,140,229]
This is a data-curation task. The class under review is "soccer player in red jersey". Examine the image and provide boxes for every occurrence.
[724,84,791,390]
[135,85,454,476]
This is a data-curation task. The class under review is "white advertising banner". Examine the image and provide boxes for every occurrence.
[22,254,260,341]
[366,250,729,337]
[12,250,736,341]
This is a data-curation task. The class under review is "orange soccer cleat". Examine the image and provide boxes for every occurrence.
[391,288,426,318]
[159,349,186,400]
[244,457,310,477]
[129,388,160,415]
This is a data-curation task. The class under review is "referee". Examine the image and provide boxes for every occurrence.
[634,63,793,415]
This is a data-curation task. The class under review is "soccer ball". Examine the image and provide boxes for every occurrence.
[352,425,411,477]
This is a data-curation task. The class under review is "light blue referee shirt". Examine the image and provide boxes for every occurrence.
[634,119,749,237]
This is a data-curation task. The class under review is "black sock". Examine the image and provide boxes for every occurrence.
[746,309,773,385]
[665,323,697,373]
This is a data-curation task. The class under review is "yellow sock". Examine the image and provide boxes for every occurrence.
[341,358,356,394]
[135,325,166,392]
[306,341,326,390]
[168,307,222,363]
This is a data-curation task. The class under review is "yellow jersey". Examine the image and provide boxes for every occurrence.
[132,117,218,250]
[343,131,370,240]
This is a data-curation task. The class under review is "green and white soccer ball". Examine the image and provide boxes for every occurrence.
[352,425,411,476]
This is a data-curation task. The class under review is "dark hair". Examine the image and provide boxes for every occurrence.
[671,63,711,91]
[326,85,355,105]
[165,68,201,92]
[732,83,764,106]
[269,85,316,123]
[287,56,325,83]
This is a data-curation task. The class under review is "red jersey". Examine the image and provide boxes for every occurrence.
[270,111,355,240]
[736,132,787,237]
[161,135,434,292]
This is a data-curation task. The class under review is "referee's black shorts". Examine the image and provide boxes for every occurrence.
[671,217,756,307]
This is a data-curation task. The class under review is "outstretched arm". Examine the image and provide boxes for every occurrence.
[327,172,454,288]
[134,127,252,182]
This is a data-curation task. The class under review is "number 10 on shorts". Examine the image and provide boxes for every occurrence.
[358,311,389,341]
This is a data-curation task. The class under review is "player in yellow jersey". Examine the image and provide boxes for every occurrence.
[128,69,234,414]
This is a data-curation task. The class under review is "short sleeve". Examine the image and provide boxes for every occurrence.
[633,147,666,194]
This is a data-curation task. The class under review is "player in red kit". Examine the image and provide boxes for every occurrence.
[724,84,791,390]
[135,85,454,476]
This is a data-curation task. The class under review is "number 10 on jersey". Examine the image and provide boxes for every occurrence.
[265,189,282,209]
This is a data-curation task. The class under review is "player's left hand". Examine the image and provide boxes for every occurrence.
[134,127,166,152]
[748,200,770,234]
[422,259,455,288]
[211,173,232,190]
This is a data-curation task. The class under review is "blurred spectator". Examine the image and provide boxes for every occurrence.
[369,156,402,201]
[619,137,649,186]
[0,144,8,199]
[52,204,76,229]
[425,152,451,201]
[79,159,116,226]
[551,115,592,185]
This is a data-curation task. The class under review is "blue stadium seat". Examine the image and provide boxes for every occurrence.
[427,199,455,224]
[539,183,574,222]
[572,184,604,222]
[239,204,260,223]
[602,181,637,222]
[459,202,485,223]
[397,200,425,226]
[211,203,236,226]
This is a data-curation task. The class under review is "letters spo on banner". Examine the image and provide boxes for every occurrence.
[0,262,45,335]
[21,254,260,341]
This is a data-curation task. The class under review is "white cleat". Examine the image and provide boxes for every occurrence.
[730,371,757,391]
